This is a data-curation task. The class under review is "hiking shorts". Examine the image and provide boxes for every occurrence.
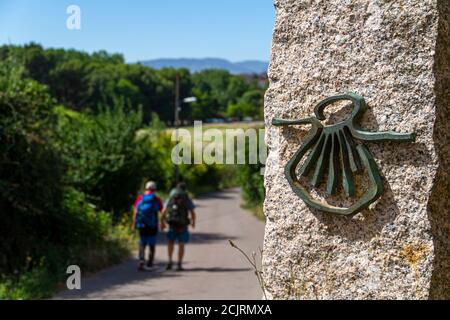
[167,226,189,243]
[139,226,158,246]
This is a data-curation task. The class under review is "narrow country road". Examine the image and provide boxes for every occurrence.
[55,188,265,300]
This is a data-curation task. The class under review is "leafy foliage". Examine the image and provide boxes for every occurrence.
[237,163,265,208]
[0,60,63,274]
[236,134,265,218]
[0,44,266,122]
[0,61,134,298]
[55,103,149,216]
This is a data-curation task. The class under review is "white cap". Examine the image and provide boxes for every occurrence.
[145,181,157,190]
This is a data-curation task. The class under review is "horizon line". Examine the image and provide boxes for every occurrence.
[0,40,270,64]
[135,57,269,64]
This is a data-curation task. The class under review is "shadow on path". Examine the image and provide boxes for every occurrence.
[156,232,238,245]
[196,188,240,200]
[58,259,181,299]
[58,259,252,299]
[180,267,251,272]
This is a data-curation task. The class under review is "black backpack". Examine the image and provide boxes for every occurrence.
[165,189,190,228]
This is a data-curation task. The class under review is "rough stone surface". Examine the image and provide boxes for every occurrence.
[263,0,449,299]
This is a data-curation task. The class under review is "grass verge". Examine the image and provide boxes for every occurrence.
[242,203,265,222]
[0,221,135,300]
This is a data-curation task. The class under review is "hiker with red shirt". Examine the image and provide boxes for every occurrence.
[132,181,163,271]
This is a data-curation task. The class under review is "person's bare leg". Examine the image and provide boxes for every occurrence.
[167,240,175,270]
[177,243,185,270]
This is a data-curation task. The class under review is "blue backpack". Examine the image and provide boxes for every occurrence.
[136,193,159,229]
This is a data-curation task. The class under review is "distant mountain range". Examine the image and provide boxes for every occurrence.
[140,58,269,75]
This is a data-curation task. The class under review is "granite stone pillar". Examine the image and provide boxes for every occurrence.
[263,0,449,299]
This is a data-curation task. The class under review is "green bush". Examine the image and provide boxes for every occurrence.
[0,60,63,274]
[236,134,265,219]
[0,61,134,299]
[179,163,223,196]
[0,267,58,300]
[237,163,265,208]
[54,103,156,217]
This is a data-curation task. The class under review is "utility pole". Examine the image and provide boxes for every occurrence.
[173,72,196,186]
[174,73,180,184]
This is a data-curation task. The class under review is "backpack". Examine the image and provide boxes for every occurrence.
[165,189,190,228]
[136,193,159,229]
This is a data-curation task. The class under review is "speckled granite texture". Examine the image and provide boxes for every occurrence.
[263,0,449,299]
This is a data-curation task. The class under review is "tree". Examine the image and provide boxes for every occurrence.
[226,90,264,119]
[191,69,254,119]
[0,60,63,273]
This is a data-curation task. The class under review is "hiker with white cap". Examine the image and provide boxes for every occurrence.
[132,181,164,271]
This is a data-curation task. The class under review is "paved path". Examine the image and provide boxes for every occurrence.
[55,189,265,300]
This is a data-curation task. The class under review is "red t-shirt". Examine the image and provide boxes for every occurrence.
[134,191,163,211]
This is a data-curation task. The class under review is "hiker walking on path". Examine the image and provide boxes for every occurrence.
[55,188,265,300]
[132,181,163,271]
[161,182,196,271]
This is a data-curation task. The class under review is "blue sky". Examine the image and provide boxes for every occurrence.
[0,0,275,62]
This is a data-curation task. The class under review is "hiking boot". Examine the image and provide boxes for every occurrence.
[176,263,184,271]
[166,262,173,270]
[138,261,145,271]
[144,265,154,271]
